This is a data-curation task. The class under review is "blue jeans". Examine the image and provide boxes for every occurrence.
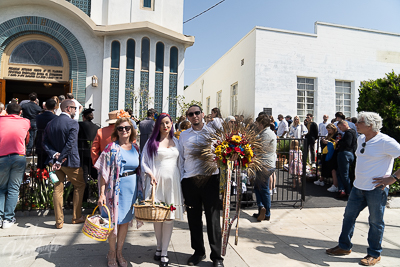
[0,154,26,220]
[338,186,388,258]
[254,175,271,217]
[337,151,354,194]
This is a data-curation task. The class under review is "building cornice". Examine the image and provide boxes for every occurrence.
[315,21,400,37]
[0,0,194,47]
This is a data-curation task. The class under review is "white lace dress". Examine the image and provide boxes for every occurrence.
[141,139,184,220]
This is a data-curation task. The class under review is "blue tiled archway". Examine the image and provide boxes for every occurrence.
[0,16,87,104]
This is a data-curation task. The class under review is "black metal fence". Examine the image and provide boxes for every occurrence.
[234,138,308,208]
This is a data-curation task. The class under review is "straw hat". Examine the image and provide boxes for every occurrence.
[106,110,118,124]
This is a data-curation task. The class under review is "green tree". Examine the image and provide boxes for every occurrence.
[357,71,400,193]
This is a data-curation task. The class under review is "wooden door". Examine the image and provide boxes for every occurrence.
[63,79,73,95]
[0,79,5,105]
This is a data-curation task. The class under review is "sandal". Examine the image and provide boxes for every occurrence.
[159,256,169,267]
[154,249,162,261]
[116,251,128,267]
[107,250,117,267]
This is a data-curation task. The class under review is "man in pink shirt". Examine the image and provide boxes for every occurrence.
[0,103,30,229]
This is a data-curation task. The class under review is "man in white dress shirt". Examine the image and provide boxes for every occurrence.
[276,114,289,138]
[179,105,224,267]
[318,115,329,137]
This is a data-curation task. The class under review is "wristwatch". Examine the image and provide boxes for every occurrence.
[391,173,400,182]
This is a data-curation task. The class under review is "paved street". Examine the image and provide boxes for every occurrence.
[1,206,399,267]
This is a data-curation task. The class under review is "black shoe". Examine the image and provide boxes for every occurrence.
[213,259,224,267]
[159,256,169,267]
[265,216,270,221]
[252,213,259,218]
[154,250,162,261]
[187,254,206,266]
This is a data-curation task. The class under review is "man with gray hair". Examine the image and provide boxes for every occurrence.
[326,111,400,266]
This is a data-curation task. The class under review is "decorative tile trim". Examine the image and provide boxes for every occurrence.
[66,0,91,16]
[154,72,163,112]
[125,70,134,110]
[169,73,177,119]
[110,69,119,112]
[140,71,149,118]
[0,16,87,104]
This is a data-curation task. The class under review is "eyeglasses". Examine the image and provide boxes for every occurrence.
[187,111,201,117]
[360,142,366,154]
[69,106,77,110]
[117,126,132,132]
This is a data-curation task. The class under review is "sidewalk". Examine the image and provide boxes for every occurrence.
[1,207,399,267]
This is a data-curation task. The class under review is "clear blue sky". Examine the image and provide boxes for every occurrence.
[183,0,400,86]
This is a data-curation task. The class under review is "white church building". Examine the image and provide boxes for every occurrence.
[0,0,194,125]
[184,22,400,122]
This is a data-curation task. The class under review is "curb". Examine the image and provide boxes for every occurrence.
[15,208,95,217]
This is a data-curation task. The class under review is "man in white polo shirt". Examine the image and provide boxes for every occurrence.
[326,111,400,266]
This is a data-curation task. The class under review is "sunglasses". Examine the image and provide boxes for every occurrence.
[117,126,132,132]
[360,142,366,154]
[69,106,77,110]
[188,111,201,117]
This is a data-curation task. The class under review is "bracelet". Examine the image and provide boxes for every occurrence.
[391,174,400,182]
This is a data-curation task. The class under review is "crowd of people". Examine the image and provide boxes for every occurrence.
[0,94,400,267]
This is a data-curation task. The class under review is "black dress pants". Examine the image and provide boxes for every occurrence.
[181,175,223,261]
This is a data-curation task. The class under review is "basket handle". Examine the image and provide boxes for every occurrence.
[92,205,112,232]
[151,184,156,207]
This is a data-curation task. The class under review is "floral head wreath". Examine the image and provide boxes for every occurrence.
[116,109,130,119]
[154,112,171,121]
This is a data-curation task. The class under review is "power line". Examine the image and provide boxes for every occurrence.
[183,0,226,24]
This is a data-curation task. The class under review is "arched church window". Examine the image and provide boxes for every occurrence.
[10,40,63,67]
[170,47,178,73]
[156,42,164,72]
[126,39,136,70]
[141,37,150,71]
[111,41,120,68]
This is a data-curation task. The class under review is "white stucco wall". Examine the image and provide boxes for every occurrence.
[184,30,256,118]
[1,1,189,127]
[91,0,183,33]
[186,22,400,122]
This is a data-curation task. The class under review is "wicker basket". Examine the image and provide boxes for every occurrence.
[82,205,113,241]
[133,185,170,222]
[276,154,287,169]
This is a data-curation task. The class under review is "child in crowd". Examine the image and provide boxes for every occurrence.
[174,120,191,140]
[289,140,303,188]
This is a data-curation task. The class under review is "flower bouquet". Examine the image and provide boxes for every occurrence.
[191,117,269,256]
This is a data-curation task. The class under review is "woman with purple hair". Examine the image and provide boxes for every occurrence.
[141,113,183,267]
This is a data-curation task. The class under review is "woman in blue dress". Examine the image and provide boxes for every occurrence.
[95,116,141,267]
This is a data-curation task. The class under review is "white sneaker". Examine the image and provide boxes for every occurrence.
[0,219,2,229]
[311,163,316,168]
[327,185,338,192]
[2,218,16,229]
[273,188,277,194]
[314,180,325,186]
[269,190,272,195]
